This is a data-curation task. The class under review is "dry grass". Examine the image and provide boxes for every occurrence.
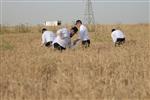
[0,24,150,100]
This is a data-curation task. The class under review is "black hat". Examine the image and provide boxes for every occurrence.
[112,29,116,32]
[71,26,78,33]
[42,28,47,33]
[75,20,82,25]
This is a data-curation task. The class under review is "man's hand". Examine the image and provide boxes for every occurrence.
[40,43,44,47]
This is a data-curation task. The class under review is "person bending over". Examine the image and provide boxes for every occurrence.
[41,28,56,47]
[111,28,125,46]
[52,26,78,51]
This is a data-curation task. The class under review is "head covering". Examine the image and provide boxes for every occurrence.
[42,28,47,33]
[71,26,78,33]
[75,20,82,25]
[112,29,116,32]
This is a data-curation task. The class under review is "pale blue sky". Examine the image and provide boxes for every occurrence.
[0,0,150,25]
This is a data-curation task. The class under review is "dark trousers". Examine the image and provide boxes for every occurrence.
[53,43,66,51]
[115,38,125,46]
[82,40,90,48]
[45,41,53,47]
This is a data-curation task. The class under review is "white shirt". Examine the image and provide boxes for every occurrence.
[111,30,125,43]
[42,31,56,44]
[79,25,90,41]
[52,28,71,48]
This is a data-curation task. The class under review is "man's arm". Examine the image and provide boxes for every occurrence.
[68,39,72,48]
[111,33,116,43]
[40,39,45,47]
[73,39,80,46]
[41,34,45,47]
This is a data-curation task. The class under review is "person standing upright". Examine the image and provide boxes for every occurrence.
[74,20,90,48]
[52,26,78,51]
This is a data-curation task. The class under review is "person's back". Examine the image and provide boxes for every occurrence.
[79,25,89,41]
[111,29,125,46]
[41,28,56,47]
[52,27,78,51]
[52,28,71,50]
[42,31,56,43]
[112,30,124,39]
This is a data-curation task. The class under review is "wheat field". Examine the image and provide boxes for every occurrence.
[0,24,150,100]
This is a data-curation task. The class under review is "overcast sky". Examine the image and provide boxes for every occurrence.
[0,0,150,25]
